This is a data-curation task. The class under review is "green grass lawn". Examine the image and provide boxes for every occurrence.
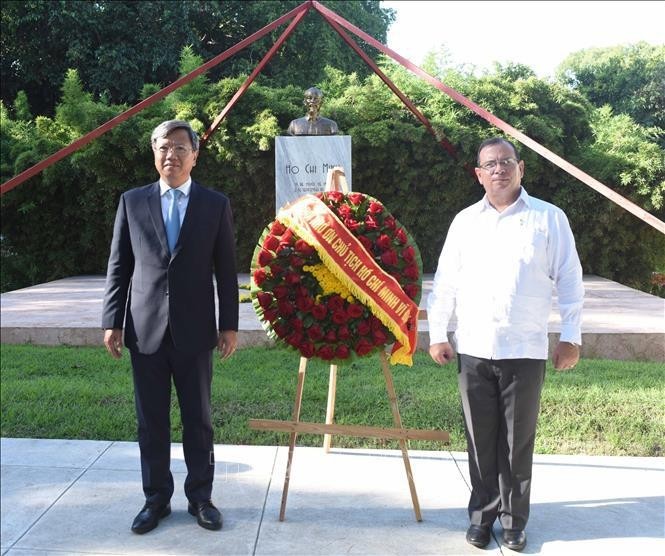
[1,344,663,456]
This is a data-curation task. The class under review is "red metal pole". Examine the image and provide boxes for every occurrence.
[1,1,312,197]
[200,5,310,145]
[317,10,476,178]
[311,1,665,235]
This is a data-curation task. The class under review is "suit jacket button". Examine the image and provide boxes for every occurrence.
[165,290,169,296]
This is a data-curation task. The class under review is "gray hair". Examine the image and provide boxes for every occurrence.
[151,120,199,151]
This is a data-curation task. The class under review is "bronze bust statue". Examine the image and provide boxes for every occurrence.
[287,87,339,136]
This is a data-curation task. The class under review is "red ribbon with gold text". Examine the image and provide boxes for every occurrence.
[278,194,418,365]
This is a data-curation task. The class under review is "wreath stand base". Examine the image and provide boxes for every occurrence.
[248,351,450,522]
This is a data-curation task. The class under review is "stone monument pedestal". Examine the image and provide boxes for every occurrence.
[275,135,352,213]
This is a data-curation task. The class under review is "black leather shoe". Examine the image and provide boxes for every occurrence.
[188,500,223,530]
[131,503,171,534]
[502,529,527,552]
[466,524,491,548]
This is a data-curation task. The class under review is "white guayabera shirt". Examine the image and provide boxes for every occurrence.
[427,188,584,360]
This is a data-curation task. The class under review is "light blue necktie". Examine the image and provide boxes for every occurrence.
[165,189,182,253]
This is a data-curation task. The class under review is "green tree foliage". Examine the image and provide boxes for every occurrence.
[556,43,665,135]
[2,50,663,293]
[1,0,394,117]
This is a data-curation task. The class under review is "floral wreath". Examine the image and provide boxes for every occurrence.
[250,190,422,364]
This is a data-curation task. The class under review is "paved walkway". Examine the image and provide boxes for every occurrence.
[1,438,663,555]
[1,275,664,554]
[1,274,664,361]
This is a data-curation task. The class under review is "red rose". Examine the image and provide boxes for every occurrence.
[404,283,420,300]
[263,234,280,252]
[290,317,304,330]
[347,303,364,318]
[380,250,398,266]
[327,295,345,312]
[377,234,392,251]
[326,191,344,203]
[271,320,291,338]
[286,331,303,347]
[257,292,273,309]
[272,321,289,338]
[344,218,361,232]
[354,338,374,356]
[273,285,289,299]
[296,295,314,312]
[285,272,301,285]
[317,345,336,360]
[335,345,351,359]
[294,239,315,256]
[365,215,379,230]
[299,342,316,358]
[368,201,384,215]
[402,245,416,263]
[325,329,337,342]
[338,325,351,339]
[396,228,408,245]
[357,321,371,336]
[372,328,388,345]
[404,264,419,280]
[308,324,324,341]
[271,221,287,235]
[257,249,273,267]
[348,193,365,205]
[384,216,397,231]
[277,299,295,316]
[290,255,305,268]
[311,304,328,320]
[269,262,284,277]
[280,228,295,246]
[263,308,278,322]
[358,236,373,252]
[332,310,349,325]
[369,315,383,331]
[337,204,352,219]
[253,268,267,287]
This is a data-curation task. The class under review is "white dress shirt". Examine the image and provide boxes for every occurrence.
[160,178,191,227]
[427,188,584,360]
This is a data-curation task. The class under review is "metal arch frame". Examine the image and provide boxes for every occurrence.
[1,0,663,235]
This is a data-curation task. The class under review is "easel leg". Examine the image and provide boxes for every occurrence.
[323,364,338,452]
[379,351,423,522]
[279,356,308,521]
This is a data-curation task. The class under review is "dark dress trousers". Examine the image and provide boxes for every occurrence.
[102,180,238,505]
[458,354,545,531]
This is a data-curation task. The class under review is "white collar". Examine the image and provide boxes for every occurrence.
[478,187,530,213]
[159,178,192,197]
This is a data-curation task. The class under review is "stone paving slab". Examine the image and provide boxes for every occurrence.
[1,438,663,556]
[1,274,664,360]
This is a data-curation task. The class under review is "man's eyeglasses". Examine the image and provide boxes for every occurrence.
[477,158,519,172]
[155,144,192,156]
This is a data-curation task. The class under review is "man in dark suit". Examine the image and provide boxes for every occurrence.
[102,120,239,534]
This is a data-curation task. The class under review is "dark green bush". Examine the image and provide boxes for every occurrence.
[2,54,663,294]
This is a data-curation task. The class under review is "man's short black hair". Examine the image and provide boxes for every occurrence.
[477,137,520,165]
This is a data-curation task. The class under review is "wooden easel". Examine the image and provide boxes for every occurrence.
[249,167,448,521]
[249,351,449,521]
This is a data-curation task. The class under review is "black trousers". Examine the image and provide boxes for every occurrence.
[458,354,545,531]
[130,331,215,506]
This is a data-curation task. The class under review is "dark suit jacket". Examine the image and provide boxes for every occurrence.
[102,180,239,355]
